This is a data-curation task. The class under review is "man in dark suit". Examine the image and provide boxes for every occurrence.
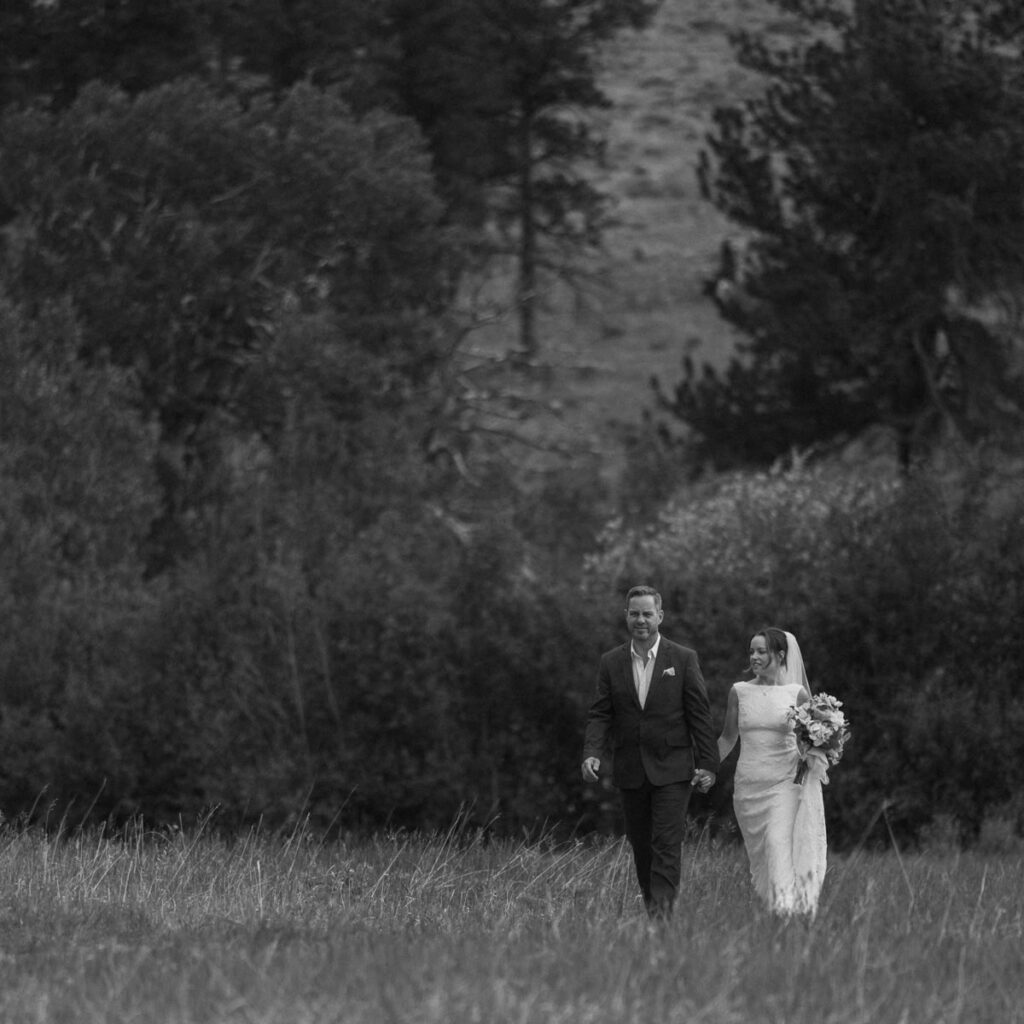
[582,585,719,919]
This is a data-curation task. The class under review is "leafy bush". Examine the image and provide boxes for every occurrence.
[0,298,161,817]
[584,454,1024,848]
[0,78,455,574]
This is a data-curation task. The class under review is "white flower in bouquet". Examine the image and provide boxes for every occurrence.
[787,693,850,784]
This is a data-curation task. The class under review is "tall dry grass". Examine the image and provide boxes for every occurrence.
[1,814,1021,1023]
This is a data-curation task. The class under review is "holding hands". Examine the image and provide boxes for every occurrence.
[582,759,715,792]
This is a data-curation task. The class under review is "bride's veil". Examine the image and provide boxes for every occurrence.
[783,631,811,693]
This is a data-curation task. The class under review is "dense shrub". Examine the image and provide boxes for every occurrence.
[0,81,596,835]
[0,298,161,818]
[584,453,1024,849]
[0,304,597,834]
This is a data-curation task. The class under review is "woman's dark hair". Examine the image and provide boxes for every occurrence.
[750,626,788,667]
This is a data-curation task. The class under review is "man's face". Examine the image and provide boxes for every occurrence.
[626,595,663,645]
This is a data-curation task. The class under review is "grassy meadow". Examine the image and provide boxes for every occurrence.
[5,3,1021,1022]
[1,819,1022,1024]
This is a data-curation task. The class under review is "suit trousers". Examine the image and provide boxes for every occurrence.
[620,777,692,917]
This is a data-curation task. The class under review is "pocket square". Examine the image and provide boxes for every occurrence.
[662,667,676,676]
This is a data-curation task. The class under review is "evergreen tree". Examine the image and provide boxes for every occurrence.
[208,0,390,103]
[0,0,390,112]
[0,0,208,109]
[669,0,1024,469]
[385,0,659,355]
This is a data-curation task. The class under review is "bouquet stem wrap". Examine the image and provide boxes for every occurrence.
[794,748,831,786]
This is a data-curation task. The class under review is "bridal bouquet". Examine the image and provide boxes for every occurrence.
[787,693,850,785]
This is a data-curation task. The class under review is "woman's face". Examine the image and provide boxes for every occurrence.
[749,634,780,682]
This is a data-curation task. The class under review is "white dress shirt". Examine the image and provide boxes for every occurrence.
[630,634,661,709]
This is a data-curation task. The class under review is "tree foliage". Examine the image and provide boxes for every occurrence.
[382,0,659,353]
[7,0,1021,849]
[208,0,389,98]
[0,297,160,812]
[0,0,209,109]
[669,0,1024,468]
[0,78,455,569]
[0,0,656,360]
[0,66,605,833]
[0,284,599,832]
[584,455,1024,848]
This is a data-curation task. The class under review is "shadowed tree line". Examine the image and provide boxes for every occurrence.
[0,0,649,835]
[0,0,1022,848]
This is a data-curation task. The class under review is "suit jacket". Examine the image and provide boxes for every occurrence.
[582,635,719,789]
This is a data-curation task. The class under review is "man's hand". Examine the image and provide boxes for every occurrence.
[691,769,716,793]
[581,757,601,782]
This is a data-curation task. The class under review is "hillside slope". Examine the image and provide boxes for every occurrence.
[465,0,781,478]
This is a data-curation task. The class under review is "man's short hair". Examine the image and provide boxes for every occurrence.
[626,585,662,610]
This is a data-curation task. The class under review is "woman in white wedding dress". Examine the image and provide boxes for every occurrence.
[717,627,827,917]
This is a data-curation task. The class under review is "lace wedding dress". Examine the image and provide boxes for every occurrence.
[733,680,827,916]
